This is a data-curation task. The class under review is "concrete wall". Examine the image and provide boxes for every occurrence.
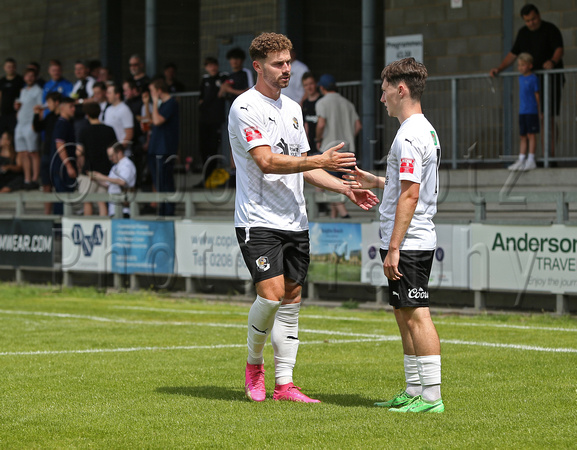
[384,0,576,76]
[0,0,100,81]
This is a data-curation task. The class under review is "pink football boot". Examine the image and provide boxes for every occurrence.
[245,363,266,402]
[273,382,320,403]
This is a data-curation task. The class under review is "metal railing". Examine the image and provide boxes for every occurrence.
[174,69,577,169]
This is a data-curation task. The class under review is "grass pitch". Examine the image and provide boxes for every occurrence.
[0,283,576,448]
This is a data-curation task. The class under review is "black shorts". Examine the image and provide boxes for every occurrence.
[519,114,540,136]
[380,249,434,309]
[236,227,310,285]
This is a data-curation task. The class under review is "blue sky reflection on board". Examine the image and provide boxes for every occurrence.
[309,222,362,260]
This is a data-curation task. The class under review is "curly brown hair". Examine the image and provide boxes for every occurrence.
[381,57,428,101]
[249,32,292,61]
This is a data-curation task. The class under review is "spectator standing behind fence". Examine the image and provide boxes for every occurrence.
[198,57,227,185]
[102,83,134,152]
[0,58,24,135]
[129,55,150,93]
[490,3,564,158]
[42,60,73,105]
[301,72,322,153]
[281,49,309,104]
[123,79,146,186]
[33,92,61,214]
[90,144,136,218]
[219,48,250,100]
[163,63,186,93]
[14,68,43,190]
[50,97,76,215]
[508,53,541,172]
[143,78,179,216]
[27,61,45,88]
[91,81,108,113]
[76,102,117,216]
[315,73,362,219]
[71,60,95,138]
[0,131,24,193]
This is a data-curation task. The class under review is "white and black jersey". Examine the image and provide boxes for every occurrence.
[228,88,310,231]
[380,114,440,251]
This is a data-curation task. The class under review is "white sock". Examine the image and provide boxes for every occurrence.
[247,295,280,365]
[518,154,527,162]
[271,302,300,386]
[404,354,421,397]
[417,355,442,402]
[527,153,535,161]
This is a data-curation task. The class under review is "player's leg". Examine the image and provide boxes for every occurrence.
[271,232,319,403]
[236,227,285,401]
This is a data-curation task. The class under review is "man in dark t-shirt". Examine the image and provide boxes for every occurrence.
[490,4,564,157]
[0,58,25,134]
[51,97,77,215]
[76,102,116,216]
[301,72,323,154]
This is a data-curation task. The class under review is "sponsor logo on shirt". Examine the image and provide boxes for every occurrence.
[256,256,270,272]
[277,137,299,156]
[244,127,262,142]
[408,287,429,299]
[400,157,415,174]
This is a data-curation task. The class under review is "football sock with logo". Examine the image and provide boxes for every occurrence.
[247,295,280,365]
[404,354,421,397]
[417,354,442,402]
[271,302,300,386]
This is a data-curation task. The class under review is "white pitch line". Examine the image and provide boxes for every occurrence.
[0,338,388,357]
[109,305,577,332]
[1,310,576,354]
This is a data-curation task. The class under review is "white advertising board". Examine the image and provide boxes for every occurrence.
[385,34,423,65]
[174,221,250,279]
[62,218,112,272]
[470,224,577,294]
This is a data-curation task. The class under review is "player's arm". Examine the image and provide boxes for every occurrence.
[315,116,326,150]
[490,52,516,77]
[249,142,355,174]
[304,168,379,211]
[384,180,419,280]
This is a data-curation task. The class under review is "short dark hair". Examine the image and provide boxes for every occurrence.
[24,68,36,76]
[49,59,62,68]
[60,96,75,105]
[150,77,168,93]
[108,83,122,96]
[123,78,137,90]
[28,61,41,72]
[92,81,107,91]
[164,62,177,70]
[82,102,101,119]
[226,47,246,61]
[204,56,218,66]
[301,71,316,83]
[75,60,89,68]
[381,57,428,101]
[88,59,102,71]
[4,58,16,65]
[520,4,539,17]
[46,92,62,103]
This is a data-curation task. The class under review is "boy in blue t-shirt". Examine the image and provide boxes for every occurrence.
[509,52,541,171]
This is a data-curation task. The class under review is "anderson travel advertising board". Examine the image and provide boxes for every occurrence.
[470,224,577,294]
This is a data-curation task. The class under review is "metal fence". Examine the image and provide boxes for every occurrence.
[175,68,577,169]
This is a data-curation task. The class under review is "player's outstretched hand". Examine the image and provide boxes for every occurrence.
[322,142,356,172]
[343,166,379,189]
[344,187,379,211]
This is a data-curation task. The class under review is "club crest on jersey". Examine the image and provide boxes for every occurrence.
[255,256,270,272]
[430,131,438,145]
[400,157,415,174]
[244,127,262,143]
[292,117,299,130]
